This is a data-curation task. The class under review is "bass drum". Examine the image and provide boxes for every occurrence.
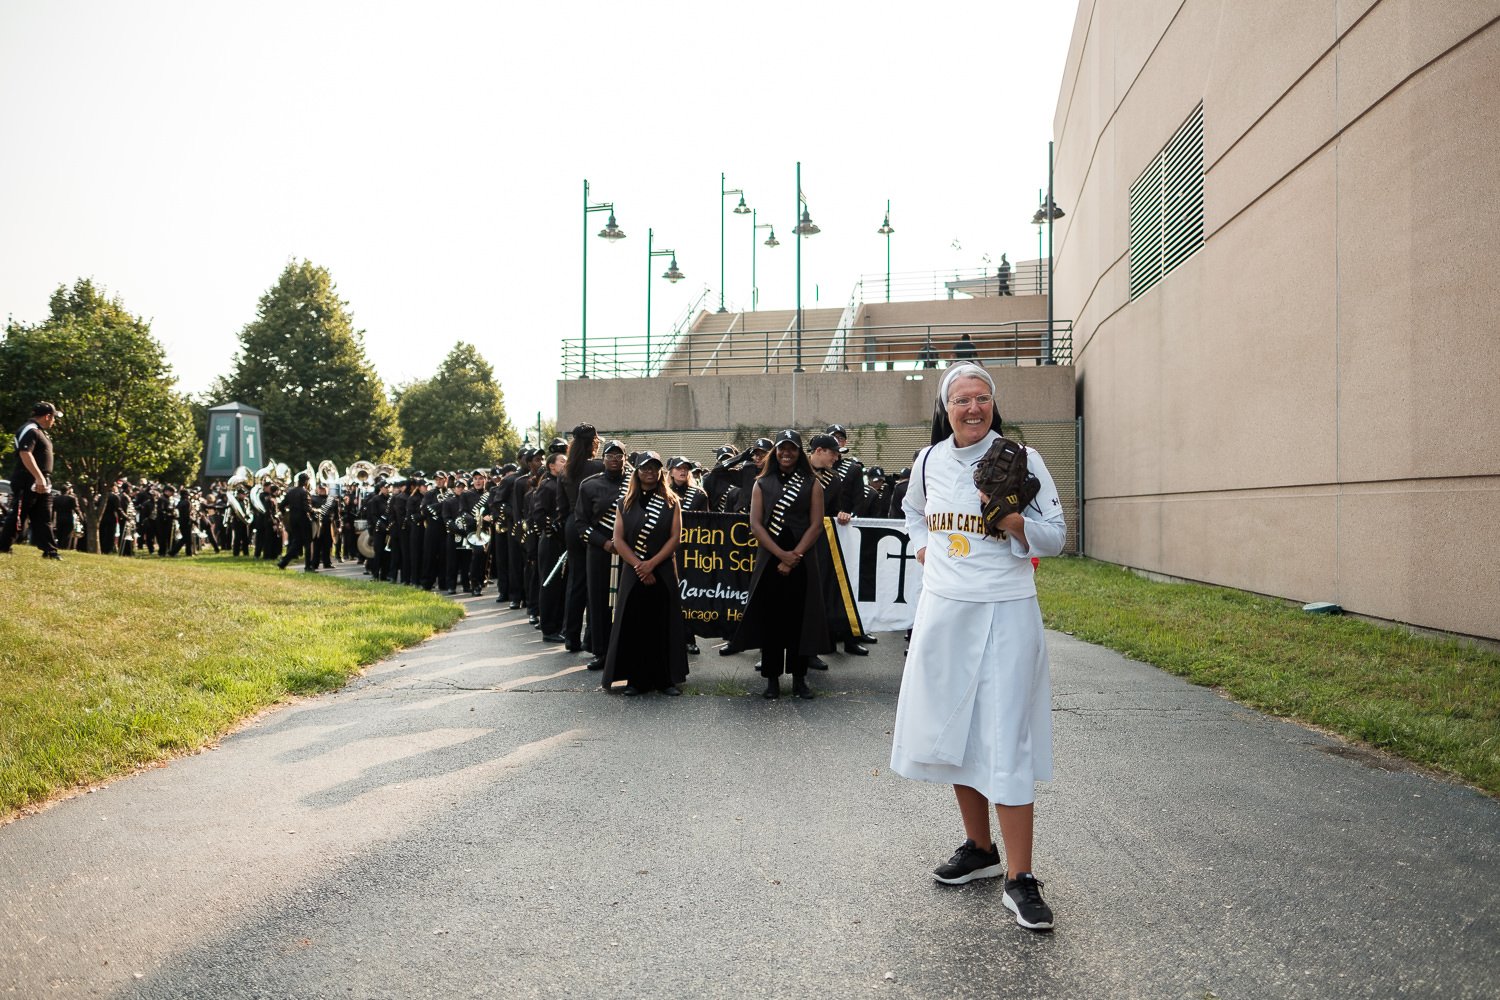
[354,518,370,532]
[357,529,376,559]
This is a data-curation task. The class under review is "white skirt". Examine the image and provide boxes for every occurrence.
[889,591,1052,806]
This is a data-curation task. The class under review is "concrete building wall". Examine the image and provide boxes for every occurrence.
[1053,0,1500,638]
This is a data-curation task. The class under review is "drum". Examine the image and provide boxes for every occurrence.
[356,529,376,559]
[354,518,369,532]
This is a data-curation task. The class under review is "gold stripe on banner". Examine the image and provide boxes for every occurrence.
[822,517,866,636]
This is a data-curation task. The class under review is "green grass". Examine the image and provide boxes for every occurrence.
[1036,558,1500,795]
[0,550,463,818]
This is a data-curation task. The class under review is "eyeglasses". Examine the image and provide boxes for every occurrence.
[946,393,994,408]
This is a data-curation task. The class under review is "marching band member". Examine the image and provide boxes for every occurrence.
[531,449,567,641]
[730,430,832,700]
[562,425,604,652]
[601,452,687,696]
[577,440,629,669]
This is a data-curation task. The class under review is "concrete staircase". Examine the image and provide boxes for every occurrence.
[659,308,847,375]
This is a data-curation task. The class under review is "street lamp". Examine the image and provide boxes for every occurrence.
[877,200,894,302]
[719,173,750,313]
[1030,141,1066,365]
[646,228,684,377]
[581,179,626,379]
[793,160,820,372]
[751,209,778,311]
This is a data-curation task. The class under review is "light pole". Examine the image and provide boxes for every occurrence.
[719,173,750,313]
[752,209,778,311]
[793,160,820,372]
[582,179,626,379]
[645,228,684,377]
[877,200,894,302]
[1030,142,1066,365]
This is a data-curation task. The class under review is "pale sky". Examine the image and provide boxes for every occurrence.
[0,1,1078,438]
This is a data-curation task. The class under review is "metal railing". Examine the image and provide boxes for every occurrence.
[561,319,1072,378]
[856,263,1048,303]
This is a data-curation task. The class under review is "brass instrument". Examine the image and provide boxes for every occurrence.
[464,494,492,548]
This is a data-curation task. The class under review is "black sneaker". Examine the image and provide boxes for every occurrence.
[1003,872,1054,930]
[932,840,1003,885]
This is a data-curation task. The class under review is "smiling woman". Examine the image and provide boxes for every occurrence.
[0,552,462,819]
[891,361,1068,931]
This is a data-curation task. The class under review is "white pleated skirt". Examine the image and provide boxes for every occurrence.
[889,591,1052,806]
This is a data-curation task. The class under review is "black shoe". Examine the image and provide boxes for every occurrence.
[686,643,700,655]
[528,615,540,626]
[542,632,565,644]
[496,594,507,603]
[277,559,288,570]
[793,678,814,700]
[753,659,763,671]
[933,840,1004,885]
[586,657,604,671]
[859,634,878,644]
[565,639,581,653]
[762,678,780,700]
[42,550,62,561]
[1003,873,1055,930]
[808,656,829,671]
[510,600,522,610]
[661,685,682,697]
[305,566,318,573]
[718,643,739,657]
[843,642,869,656]
[323,563,333,569]
[621,685,640,697]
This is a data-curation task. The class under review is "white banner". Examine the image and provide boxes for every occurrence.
[830,517,924,633]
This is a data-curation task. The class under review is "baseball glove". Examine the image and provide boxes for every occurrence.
[972,436,1041,537]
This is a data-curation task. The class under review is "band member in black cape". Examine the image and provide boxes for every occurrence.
[578,440,629,670]
[532,450,567,641]
[562,424,605,652]
[602,452,687,697]
[729,429,833,700]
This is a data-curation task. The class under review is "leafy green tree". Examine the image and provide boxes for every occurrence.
[0,279,199,551]
[395,342,519,472]
[210,261,406,468]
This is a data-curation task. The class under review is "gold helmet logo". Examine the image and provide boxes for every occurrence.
[946,533,971,559]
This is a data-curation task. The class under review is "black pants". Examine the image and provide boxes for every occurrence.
[422,524,446,589]
[537,532,565,634]
[508,534,526,602]
[406,524,424,584]
[524,535,540,610]
[0,484,55,554]
[585,543,615,656]
[467,543,488,592]
[562,516,589,644]
[282,526,312,568]
[231,519,250,556]
[491,532,508,595]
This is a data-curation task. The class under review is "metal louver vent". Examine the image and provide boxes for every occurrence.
[1129,103,1204,299]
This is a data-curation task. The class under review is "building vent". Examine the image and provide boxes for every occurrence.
[1128,102,1204,299]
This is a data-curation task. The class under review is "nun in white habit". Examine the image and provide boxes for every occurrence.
[890,361,1067,930]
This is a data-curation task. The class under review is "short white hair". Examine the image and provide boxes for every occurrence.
[939,363,995,404]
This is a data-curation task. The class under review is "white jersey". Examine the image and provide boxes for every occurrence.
[901,430,1066,602]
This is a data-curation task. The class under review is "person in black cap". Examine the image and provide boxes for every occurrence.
[577,440,629,668]
[729,430,833,699]
[460,468,493,595]
[855,467,891,519]
[487,465,511,599]
[278,472,315,571]
[53,483,78,550]
[422,472,453,590]
[668,455,708,656]
[562,423,604,652]
[0,402,63,559]
[404,476,427,583]
[602,452,688,696]
[826,424,868,518]
[531,450,568,640]
[701,443,740,511]
[498,454,532,607]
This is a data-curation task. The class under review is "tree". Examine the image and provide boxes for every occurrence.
[395,342,520,472]
[210,261,406,469]
[0,279,199,551]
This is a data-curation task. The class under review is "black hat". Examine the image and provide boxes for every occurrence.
[667,455,692,469]
[751,437,774,452]
[434,470,449,479]
[867,466,886,480]
[602,439,626,455]
[571,422,596,439]
[501,463,517,474]
[636,451,664,468]
[32,401,61,417]
[490,466,503,477]
[807,433,840,452]
[773,429,803,450]
[472,468,489,478]
[714,444,737,459]
[548,437,569,454]
[826,423,847,438]
[897,467,911,480]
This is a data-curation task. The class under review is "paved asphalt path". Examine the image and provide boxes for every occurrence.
[2,563,1497,999]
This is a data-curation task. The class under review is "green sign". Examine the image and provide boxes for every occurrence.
[205,413,238,477]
